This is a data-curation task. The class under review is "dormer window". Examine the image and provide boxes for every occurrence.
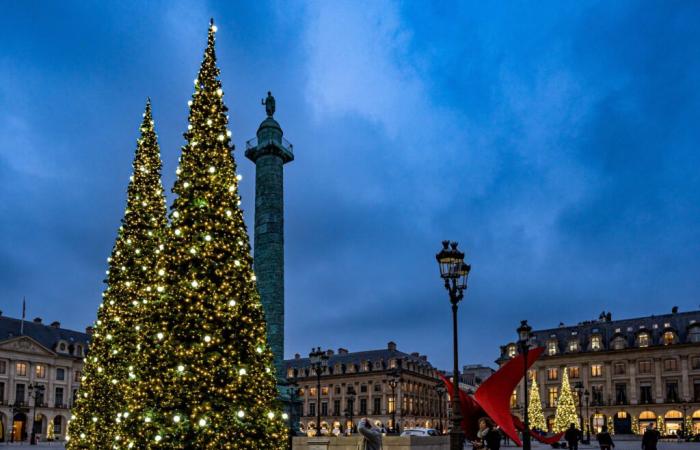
[59,343,66,352]
[638,332,650,348]
[612,336,627,350]
[547,340,558,356]
[591,335,602,351]
[688,325,700,343]
[568,340,579,352]
[507,345,517,358]
[663,331,677,345]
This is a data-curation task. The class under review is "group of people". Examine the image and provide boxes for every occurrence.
[565,422,662,450]
[354,417,664,450]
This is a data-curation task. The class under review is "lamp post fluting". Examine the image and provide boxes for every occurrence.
[309,347,329,436]
[436,240,471,450]
[28,382,45,445]
[516,321,533,450]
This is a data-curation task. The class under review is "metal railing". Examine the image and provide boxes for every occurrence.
[245,136,294,155]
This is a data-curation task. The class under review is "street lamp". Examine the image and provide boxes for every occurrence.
[387,369,402,434]
[517,320,533,450]
[309,347,329,436]
[28,382,45,445]
[435,382,447,434]
[681,400,689,438]
[584,389,590,443]
[575,382,585,437]
[345,386,357,434]
[436,240,471,450]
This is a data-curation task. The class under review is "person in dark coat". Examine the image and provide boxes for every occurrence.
[474,418,501,450]
[642,423,661,450]
[357,418,382,450]
[596,425,614,450]
[565,423,581,450]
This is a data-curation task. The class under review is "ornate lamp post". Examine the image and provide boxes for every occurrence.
[387,369,402,434]
[575,382,585,436]
[436,240,471,450]
[681,400,689,438]
[584,389,590,443]
[435,382,447,434]
[28,382,45,445]
[309,347,329,436]
[517,321,533,450]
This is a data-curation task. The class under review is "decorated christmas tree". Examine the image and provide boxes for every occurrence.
[120,20,286,448]
[553,368,579,432]
[528,374,547,431]
[67,100,168,449]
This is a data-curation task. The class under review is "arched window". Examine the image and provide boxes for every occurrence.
[611,336,627,350]
[665,410,682,419]
[639,411,656,420]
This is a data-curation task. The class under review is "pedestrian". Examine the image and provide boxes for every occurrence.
[596,425,614,450]
[473,418,501,450]
[358,418,383,450]
[565,423,581,450]
[642,423,661,450]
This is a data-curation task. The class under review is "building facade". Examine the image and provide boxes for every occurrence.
[498,308,700,436]
[284,342,449,435]
[0,314,89,442]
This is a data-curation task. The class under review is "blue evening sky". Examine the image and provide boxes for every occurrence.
[1,1,699,369]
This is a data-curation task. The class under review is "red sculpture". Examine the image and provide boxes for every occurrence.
[438,346,565,446]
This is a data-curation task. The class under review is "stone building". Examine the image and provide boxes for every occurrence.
[284,342,449,435]
[498,308,700,436]
[0,314,88,442]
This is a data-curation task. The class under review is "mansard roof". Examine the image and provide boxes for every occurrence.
[0,315,89,355]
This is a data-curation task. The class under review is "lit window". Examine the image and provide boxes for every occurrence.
[591,335,602,351]
[321,387,329,396]
[591,364,602,377]
[507,345,517,358]
[547,341,558,356]
[568,367,580,378]
[510,390,517,408]
[309,387,317,397]
[547,368,559,380]
[663,331,676,345]
[638,333,650,347]
[35,365,46,379]
[548,387,558,407]
[569,341,579,352]
[16,363,27,377]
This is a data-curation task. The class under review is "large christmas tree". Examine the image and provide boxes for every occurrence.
[121,20,286,449]
[67,100,168,449]
[528,374,547,431]
[553,368,579,432]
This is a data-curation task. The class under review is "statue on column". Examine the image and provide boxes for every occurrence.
[262,91,276,117]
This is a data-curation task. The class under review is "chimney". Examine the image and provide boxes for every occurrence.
[420,355,428,361]
[85,326,95,336]
[326,349,334,357]
[50,321,61,328]
[411,352,420,358]
[295,353,301,360]
[387,341,397,351]
[338,348,349,355]
[672,306,679,314]
[33,317,42,324]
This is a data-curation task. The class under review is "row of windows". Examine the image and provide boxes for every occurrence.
[508,328,693,358]
[512,380,686,408]
[541,359,682,382]
[0,361,80,382]
[301,380,435,397]
[0,381,78,407]
[304,395,440,417]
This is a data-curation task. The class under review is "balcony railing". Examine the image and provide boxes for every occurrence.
[245,136,294,155]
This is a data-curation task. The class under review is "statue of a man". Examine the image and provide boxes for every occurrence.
[262,91,275,117]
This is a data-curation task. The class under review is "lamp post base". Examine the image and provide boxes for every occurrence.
[450,427,464,450]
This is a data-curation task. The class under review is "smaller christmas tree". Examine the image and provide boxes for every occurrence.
[553,368,579,432]
[528,374,547,431]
